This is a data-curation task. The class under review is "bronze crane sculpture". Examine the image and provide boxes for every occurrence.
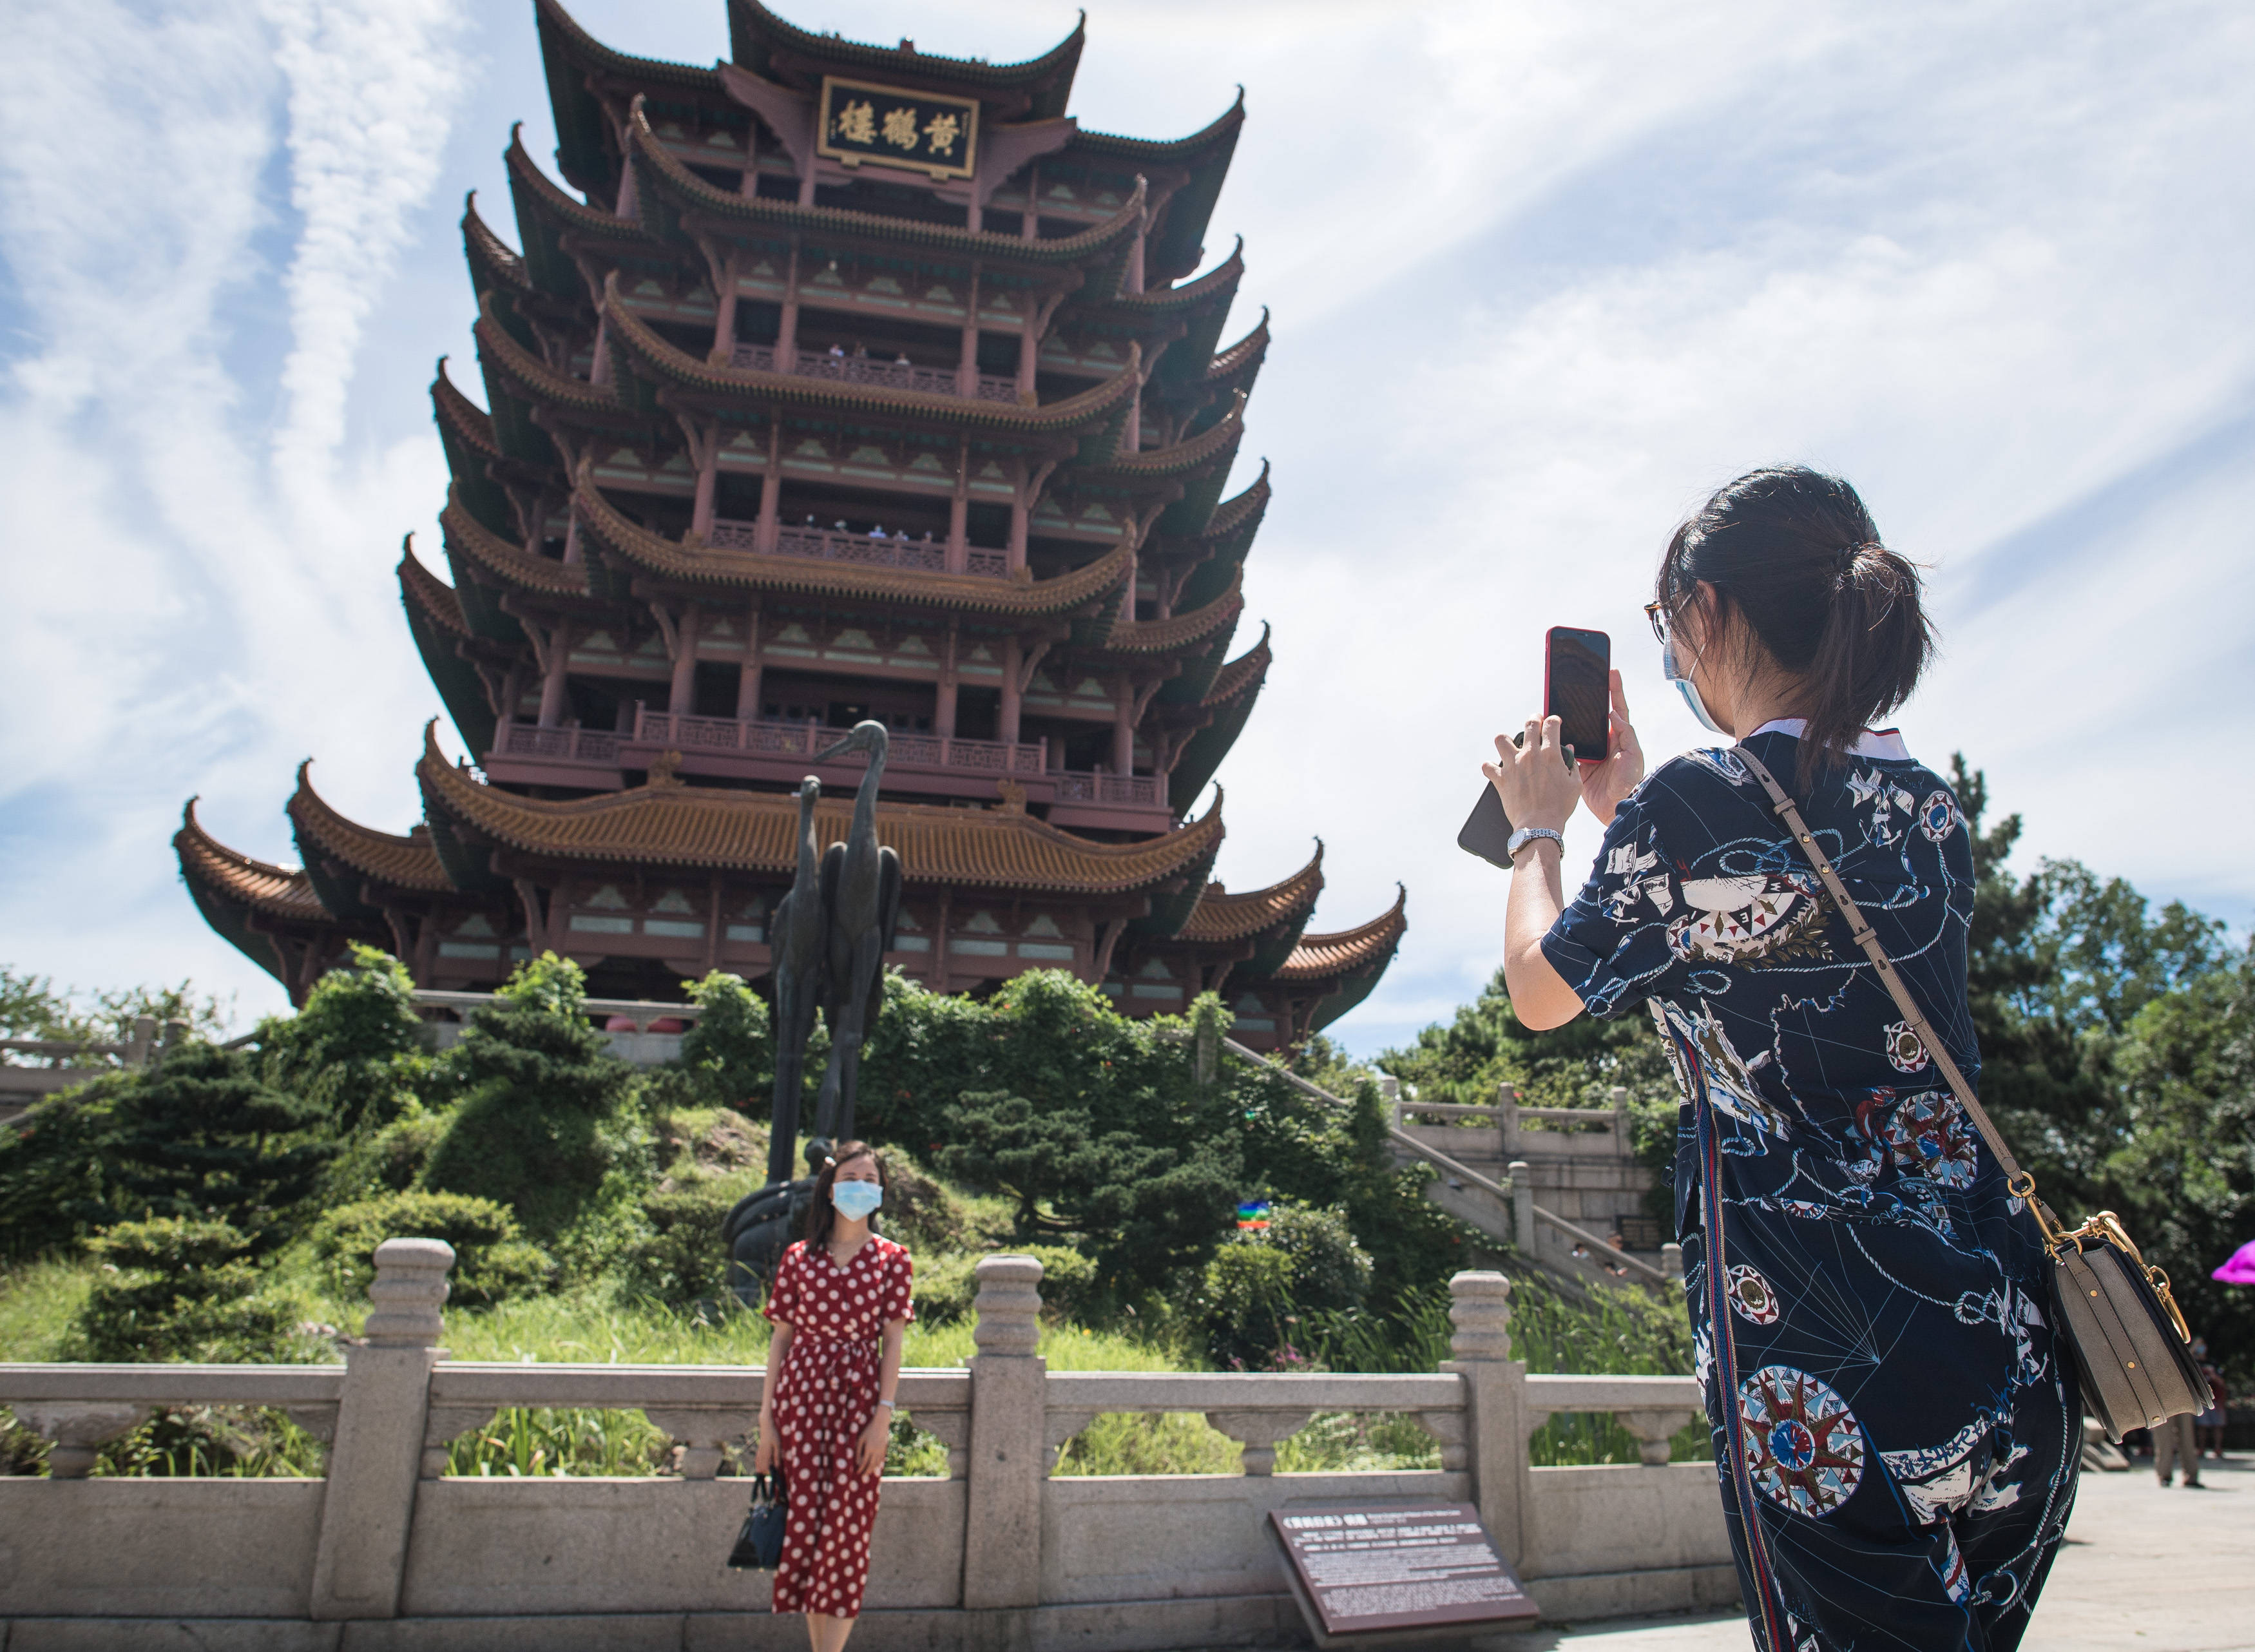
[760,773,828,1187]
[809,720,901,1142]
[724,775,833,1296]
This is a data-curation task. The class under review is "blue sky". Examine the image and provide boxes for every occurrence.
[2,0,2250,1053]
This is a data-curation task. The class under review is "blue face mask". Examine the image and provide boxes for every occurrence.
[1662,634,1729,735]
[830,1178,883,1222]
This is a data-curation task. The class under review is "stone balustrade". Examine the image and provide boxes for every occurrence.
[0,1247,1731,1646]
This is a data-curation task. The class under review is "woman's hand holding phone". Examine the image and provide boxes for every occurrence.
[1577,670,1645,827]
[1483,714,1581,836]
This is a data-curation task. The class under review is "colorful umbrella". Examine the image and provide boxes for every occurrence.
[2212,1240,2255,1286]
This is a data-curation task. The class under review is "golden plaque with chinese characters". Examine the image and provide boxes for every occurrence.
[816,77,979,181]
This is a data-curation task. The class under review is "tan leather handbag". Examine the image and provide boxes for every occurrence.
[1736,747,2208,1442]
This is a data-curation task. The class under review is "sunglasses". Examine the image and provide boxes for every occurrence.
[1643,600,1669,644]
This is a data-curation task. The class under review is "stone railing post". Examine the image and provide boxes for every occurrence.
[1661,1242,1684,1282]
[309,1238,453,1622]
[1508,1160,1535,1253]
[962,1254,1045,1618]
[1443,1270,1530,1567]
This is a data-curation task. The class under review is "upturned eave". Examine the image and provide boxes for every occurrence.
[417,718,1222,893]
[1272,885,1408,982]
[289,762,454,896]
[727,0,1086,118]
[626,101,1146,268]
[1176,841,1324,944]
[175,800,332,923]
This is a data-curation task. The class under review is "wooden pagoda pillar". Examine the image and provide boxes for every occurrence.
[999,636,1024,746]
[537,623,571,727]
[735,600,765,720]
[668,605,701,715]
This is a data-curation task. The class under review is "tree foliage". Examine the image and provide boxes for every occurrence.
[260,945,425,1133]
[419,954,649,1245]
[0,1044,335,1257]
[68,1218,311,1363]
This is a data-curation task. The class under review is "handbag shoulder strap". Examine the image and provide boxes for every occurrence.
[1730,744,2033,1195]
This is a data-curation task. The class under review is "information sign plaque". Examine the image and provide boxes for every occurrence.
[1268,1501,1539,1644]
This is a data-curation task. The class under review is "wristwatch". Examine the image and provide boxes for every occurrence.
[1506,826,1564,861]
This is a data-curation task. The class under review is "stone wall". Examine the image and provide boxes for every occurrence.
[0,1245,1732,1649]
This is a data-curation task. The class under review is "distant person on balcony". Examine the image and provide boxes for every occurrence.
[1483,467,2077,1651]
[894,352,911,367]
[828,343,846,359]
[753,1141,913,1651]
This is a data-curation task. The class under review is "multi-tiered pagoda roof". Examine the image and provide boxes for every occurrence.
[177,0,1403,1049]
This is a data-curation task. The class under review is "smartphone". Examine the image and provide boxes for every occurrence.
[1458,732,1530,869]
[1544,626,1611,762]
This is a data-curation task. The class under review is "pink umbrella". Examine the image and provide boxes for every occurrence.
[2213,1240,2255,1285]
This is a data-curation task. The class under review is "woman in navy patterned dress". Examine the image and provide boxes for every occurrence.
[1484,469,2076,1651]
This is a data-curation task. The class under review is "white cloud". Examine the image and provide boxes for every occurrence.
[0,0,2248,1057]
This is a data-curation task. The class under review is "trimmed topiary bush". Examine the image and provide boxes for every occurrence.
[420,955,650,1247]
[311,1191,554,1310]
[621,1182,742,1305]
[68,1218,312,1363]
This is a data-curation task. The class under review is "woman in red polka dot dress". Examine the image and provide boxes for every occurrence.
[753,1140,913,1651]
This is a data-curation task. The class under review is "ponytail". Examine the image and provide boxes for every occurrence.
[1655,468,1933,778]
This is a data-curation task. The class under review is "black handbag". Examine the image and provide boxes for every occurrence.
[726,1465,788,1570]
[1736,746,2209,1443]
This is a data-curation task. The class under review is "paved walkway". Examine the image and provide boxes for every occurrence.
[1518,1451,2252,1652]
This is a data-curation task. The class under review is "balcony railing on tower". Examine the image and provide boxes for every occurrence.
[634,712,1048,776]
[731,343,1019,403]
[491,715,1164,808]
[706,519,1008,579]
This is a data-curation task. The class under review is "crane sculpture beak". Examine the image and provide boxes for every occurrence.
[813,720,887,765]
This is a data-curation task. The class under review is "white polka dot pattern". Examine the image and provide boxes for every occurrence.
[760,1236,916,1617]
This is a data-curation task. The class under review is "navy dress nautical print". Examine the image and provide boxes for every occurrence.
[1541,725,2077,1652]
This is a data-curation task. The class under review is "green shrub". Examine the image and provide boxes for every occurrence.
[905,1244,1097,1328]
[934,1089,1236,1300]
[1,1044,338,1258]
[1196,1202,1371,1368]
[421,955,650,1246]
[0,1078,129,1258]
[674,972,773,1113]
[68,1218,311,1363]
[321,1104,448,1202]
[311,1191,553,1310]
[622,1182,741,1305]
[879,1155,970,1255]
[262,945,427,1133]
[909,1251,980,1325]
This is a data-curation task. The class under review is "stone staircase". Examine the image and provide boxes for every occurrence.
[1209,1035,1680,1300]
[1381,1080,1682,1299]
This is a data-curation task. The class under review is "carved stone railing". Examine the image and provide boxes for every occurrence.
[707,517,1009,579]
[1526,1374,1702,1467]
[0,1249,1729,1634]
[731,342,1018,403]
[0,1364,345,1477]
[419,1363,970,1483]
[1,1015,171,1113]
[1040,1371,1464,1477]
